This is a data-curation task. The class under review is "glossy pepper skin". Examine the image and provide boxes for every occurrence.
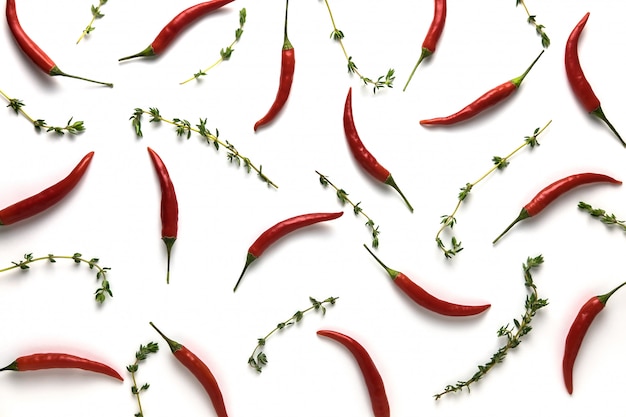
[234,211,344,291]
[254,0,295,131]
[317,330,390,417]
[150,322,228,417]
[0,353,123,381]
[363,245,490,316]
[147,147,179,284]
[419,50,543,126]
[119,0,235,61]
[493,172,622,244]
[562,281,626,394]
[6,0,112,86]
[0,152,95,226]
[343,88,413,212]
[403,0,446,91]
[564,12,624,146]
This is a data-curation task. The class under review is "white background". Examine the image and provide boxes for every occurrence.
[1,0,626,416]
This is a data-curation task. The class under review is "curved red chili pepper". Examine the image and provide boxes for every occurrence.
[150,322,228,417]
[254,0,295,131]
[317,329,390,417]
[563,281,626,394]
[565,12,624,147]
[493,172,622,244]
[147,147,179,284]
[233,211,344,291]
[0,152,95,226]
[0,352,123,381]
[6,0,113,86]
[119,0,235,61]
[419,50,543,126]
[363,245,490,316]
[344,88,413,212]
[403,0,446,91]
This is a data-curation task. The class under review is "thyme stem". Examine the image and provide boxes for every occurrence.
[1,88,85,135]
[435,120,551,258]
[434,255,547,399]
[0,253,112,303]
[316,171,380,248]
[322,0,394,93]
[249,296,338,373]
[77,0,108,44]
[130,107,277,189]
[515,0,550,48]
[127,342,159,417]
[578,201,626,232]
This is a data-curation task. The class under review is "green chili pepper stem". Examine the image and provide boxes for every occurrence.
[385,175,414,213]
[163,237,176,285]
[510,50,544,88]
[118,46,156,62]
[0,361,18,372]
[282,0,293,50]
[493,208,531,244]
[363,244,399,280]
[49,66,113,87]
[233,253,257,292]
[597,281,626,305]
[591,107,626,147]
[403,47,433,92]
[149,322,182,353]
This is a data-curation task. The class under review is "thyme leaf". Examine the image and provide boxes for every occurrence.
[578,201,626,232]
[127,342,159,417]
[77,0,108,43]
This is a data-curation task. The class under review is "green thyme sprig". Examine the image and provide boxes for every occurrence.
[129,107,277,188]
[578,202,626,232]
[249,296,339,373]
[316,171,380,248]
[127,342,159,417]
[516,0,550,48]
[77,0,108,44]
[0,253,112,303]
[436,120,551,258]
[434,255,547,399]
[322,0,394,93]
[2,88,85,135]
[181,8,247,84]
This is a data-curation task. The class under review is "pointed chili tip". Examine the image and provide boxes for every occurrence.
[363,244,399,279]
[149,322,181,353]
[492,208,531,244]
[233,252,257,292]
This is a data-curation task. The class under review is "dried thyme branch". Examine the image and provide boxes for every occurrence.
[129,107,277,188]
[316,170,380,248]
[434,255,547,399]
[321,0,394,93]
[578,202,626,232]
[77,0,108,44]
[436,120,551,258]
[2,88,85,135]
[127,342,159,417]
[249,296,338,373]
[0,253,112,303]
[180,8,247,84]
[515,0,550,48]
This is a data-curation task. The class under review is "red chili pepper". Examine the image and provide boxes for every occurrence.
[118,0,235,61]
[317,329,390,417]
[0,352,123,381]
[147,147,179,284]
[343,88,413,212]
[0,152,95,226]
[565,12,624,147]
[419,50,544,126]
[403,0,446,91]
[233,211,344,291]
[562,281,626,394]
[363,245,490,316]
[254,0,295,132]
[6,0,112,87]
[149,322,228,417]
[493,172,622,244]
